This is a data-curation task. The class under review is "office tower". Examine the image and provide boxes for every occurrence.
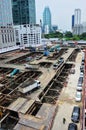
[82,22,86,33]
[74,9,81,25]
[73,9,82,35]
[0,0,13,26]
[72,15,74,29]
[43,6,52,33]
[12,0,36,25]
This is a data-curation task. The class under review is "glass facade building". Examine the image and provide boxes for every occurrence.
[12,0,36,25]
[72,15,74,28]
[43,6,52,33]
[74,9,81,25]
[0,0,13,26]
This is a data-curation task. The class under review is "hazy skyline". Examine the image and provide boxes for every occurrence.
[36,0,86,31]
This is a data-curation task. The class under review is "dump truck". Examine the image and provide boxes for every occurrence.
[18,79,41,94]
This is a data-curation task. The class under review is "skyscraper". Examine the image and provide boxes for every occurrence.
[43,6,52,34]
[74,9,81,25]
[72,15,74,29]
[73,9,82,35]
[12,0,36,25]
[0,0,13,26]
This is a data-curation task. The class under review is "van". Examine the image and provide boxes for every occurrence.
[71,106,80,123]
[80,72,84,78]
[75,91,82,102]
[80,65,84,73]
[77,77,83,91]
[68,123,77,130]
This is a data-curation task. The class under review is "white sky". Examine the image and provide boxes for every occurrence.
[35,0,86,31]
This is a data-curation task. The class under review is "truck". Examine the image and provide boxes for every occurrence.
[24,64,38,70]
[18,79,41,94]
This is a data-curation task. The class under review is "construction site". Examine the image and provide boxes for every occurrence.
[0,45,85,130]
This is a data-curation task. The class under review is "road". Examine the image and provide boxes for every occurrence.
[52,51,82,130]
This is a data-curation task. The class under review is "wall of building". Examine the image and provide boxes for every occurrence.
[14,24,41,47]
[0,26,16,48]
[12,0,36,25]
[73,24,83,35]
[82,22,86,33]
[0,0,13,26]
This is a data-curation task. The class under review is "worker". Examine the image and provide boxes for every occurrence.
[63,117,66,124]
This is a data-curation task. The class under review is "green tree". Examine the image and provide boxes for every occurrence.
[72,35,80,40]
[44,32,63,39]
[80,32,86,40]
[65,31,73,38]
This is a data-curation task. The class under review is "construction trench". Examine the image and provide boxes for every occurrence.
[39,64,73,104]
[7,52,43,65]
[0,47,79,130]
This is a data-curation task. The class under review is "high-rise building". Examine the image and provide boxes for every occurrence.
[73,9,82,35]
[12,0,36,25]
[82,22,86,33]
[72,15,74,29]
[43,6,52,33]
[0,0,13,26]
[74,9,81,26]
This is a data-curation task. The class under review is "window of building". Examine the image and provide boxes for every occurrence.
[10,34,12,42]
[5,34,7,43]
[8,34,10,42]
[2,35,4,43]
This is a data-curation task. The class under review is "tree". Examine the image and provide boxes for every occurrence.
[72,35,80,40]
[44,32,63,39]
[80,32,86,40]
[65,31,73,38]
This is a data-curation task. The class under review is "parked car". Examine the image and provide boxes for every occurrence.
[80,72,84,78]
[71,106,80,123]
[79,76,83,82]
[68,123,77,130]
[80,65,84,73]
[75,91,82,102]
[77,85,82,91]
[53,63,58,69]
[77,77,83,91]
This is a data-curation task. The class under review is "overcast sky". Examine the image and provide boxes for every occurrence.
[36,0,86,31]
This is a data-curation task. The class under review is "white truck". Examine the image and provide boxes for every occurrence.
[18,79,41,94]
[24,64,38,70]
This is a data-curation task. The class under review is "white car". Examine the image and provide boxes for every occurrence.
[24,64,32,69]
[75,91,82,102]
[80,72,84,78]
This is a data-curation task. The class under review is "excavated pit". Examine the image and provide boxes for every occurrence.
[7,52,43,64]
[39,62,52,68]
[39,63,73,104]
